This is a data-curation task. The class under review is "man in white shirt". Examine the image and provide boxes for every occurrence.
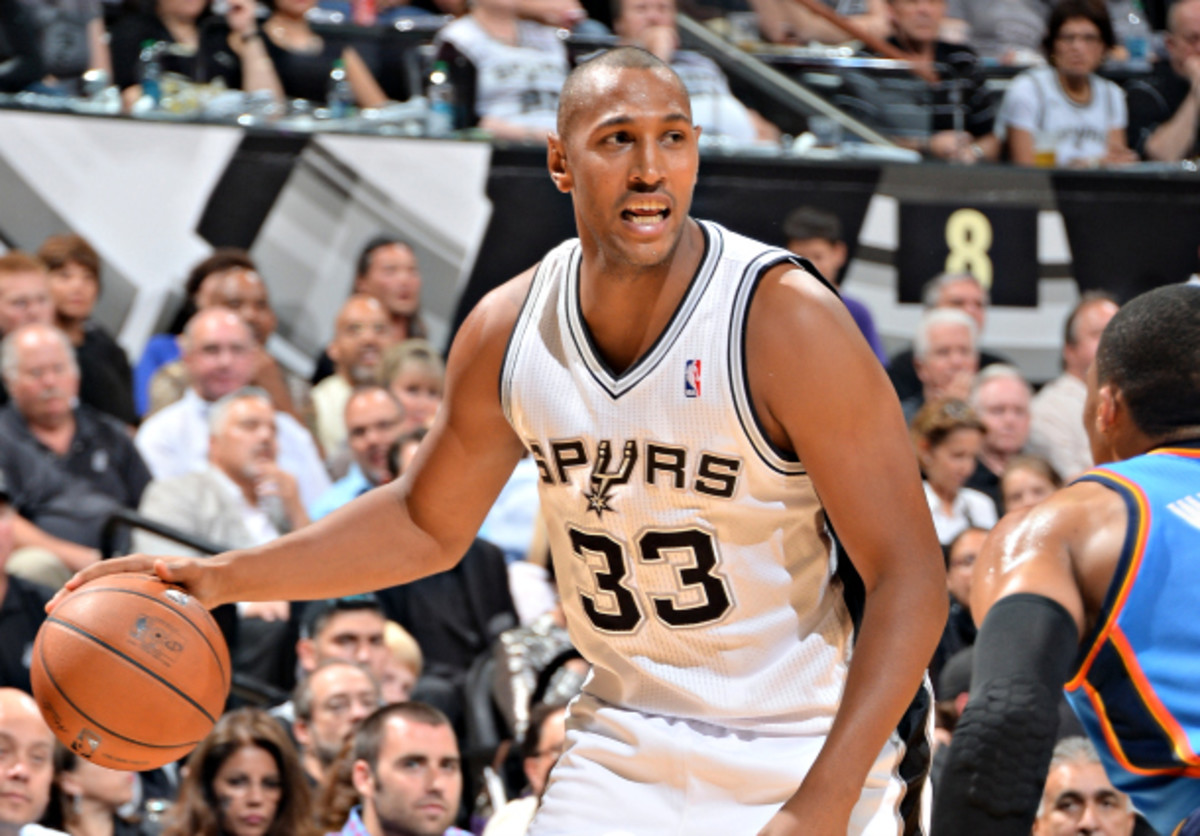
[1028,292,1119,481]
[136,309,330,507]
[0,687,67,836]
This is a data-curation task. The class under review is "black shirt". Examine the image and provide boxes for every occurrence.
[1126,61,1199,159]
[884,38,997,137]
[109,12,239,90]
[77,322,137,427]
[0,575,53,694]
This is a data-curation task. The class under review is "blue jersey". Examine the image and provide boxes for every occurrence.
[1067,443,1200,836]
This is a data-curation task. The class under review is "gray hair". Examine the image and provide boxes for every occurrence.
[293,659,380,723]
[913,308,978,361]
[1,323,79,384]
[921,273,990,309]
[1036,737,1133,816]
[969,364,1032,407]
[207,386,272,437]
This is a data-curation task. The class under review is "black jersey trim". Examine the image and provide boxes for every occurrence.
[564,221,722,400]
[728,253,831,476]
[499,257,551,426]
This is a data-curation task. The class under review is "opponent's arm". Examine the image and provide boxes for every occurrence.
[931,483,1122,835]
[747,266,948,835]
[53,274,533,610]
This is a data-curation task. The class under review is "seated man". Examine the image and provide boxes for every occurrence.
[136,309,330,508]
[0,687,66,836]
[614,0,780,144]
[900,307,979,424]
[0,324,150,510]
[293,659,382,788]
[341,703,471,836]
[1125,0,1200,161]
[310,386,406,520]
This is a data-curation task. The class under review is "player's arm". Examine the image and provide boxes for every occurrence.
[746,266,947,835]
[930,482,1121,835]
[53,273,534,610]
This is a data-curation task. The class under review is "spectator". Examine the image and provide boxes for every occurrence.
[0,252,55,405]
[613,0,780,143]
[1001,453,1062,513]
[111,0,283,108]
[1032,737,1135,836]
[0,473,52,694]
[888,272,1006,404]
[930,526,985,699]
[966,364,1033,509]
[143,250,308,426]
[383,341,445,433]
[434,0,570,143]
[311,297,396,457]
[0,325,150,509]
[942,0,1051,65]
[996,0,1138,166]
[900,308,979,424]
[1028,292,1119,480]
[17,0,110,95]
[1127,0,1200,161]
[339,703,470,836]
[41,746,140,836]
[912,397,997,545]
[749,0,890,46]
[293,660,381,788]
[310,387,405,521]
[0,688,65,836]
[295,596,392,689]
[782,206,887,363]
[135,309,331,508]
[37,234,136,426]
[381,621,423,704]
[0,0,45,93]
[883,0,1000,162]
[482,703,567,836]
[160,708,319,836]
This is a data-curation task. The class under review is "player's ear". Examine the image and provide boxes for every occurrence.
[1095,384,1120,433]
[547,134,573,193]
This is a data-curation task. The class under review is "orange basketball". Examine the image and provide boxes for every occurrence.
[31,572,231,771]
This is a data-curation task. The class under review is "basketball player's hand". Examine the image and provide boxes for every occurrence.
[47,554,221,614]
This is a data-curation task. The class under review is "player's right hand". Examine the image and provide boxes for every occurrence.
[46,554,220,613]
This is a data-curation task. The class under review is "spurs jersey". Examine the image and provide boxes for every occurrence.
[501,220,855,735]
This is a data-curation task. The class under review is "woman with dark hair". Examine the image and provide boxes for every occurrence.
[42,744,145,836]
[161,708,318,836]
[996,0,1138,166]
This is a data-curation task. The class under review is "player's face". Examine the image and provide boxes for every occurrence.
[213,745,283,836]
[1002,466,1057,513]
[331,298,394,384]
[185,315,256,401]
[390,365,443,432]
[304,666,381,767]
[0,272,54,336]
[359,245,423,321]
[315,611,389,680]
[1032,760,1134,836]
[551,67,699,271]
[359,719,461,836]
[946,528,985,607]
[922,427,983,497]
[46,261,99,323]
[0,692,55,829]
[974,377,1031,456]
[9,331,79,427]
[346,391,405,484]
[1052,18,1107,78]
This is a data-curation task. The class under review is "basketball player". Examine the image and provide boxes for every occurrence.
[56,48,947,835]
[932,284,1200,836]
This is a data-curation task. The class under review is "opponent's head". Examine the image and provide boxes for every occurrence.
[549,47,698,269]
[1087,285,1200,463]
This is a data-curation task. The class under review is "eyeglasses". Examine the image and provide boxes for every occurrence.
[1056,32,1102,44]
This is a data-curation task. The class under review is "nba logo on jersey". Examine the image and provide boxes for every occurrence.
[685,359,701,398]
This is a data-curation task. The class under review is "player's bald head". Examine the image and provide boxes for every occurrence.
[556,46,690,139]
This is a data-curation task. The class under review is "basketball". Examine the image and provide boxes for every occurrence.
[31,572,231,771]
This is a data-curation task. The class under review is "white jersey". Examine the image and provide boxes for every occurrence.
[501,220,855,735]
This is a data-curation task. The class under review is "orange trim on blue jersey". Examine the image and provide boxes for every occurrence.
[1066,468,1151,691]
[1081,679,1200,779]
[1109,626,1200,768]
[1150,447,1200,460]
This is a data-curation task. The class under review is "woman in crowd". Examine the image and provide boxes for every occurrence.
[110,0,283,107]
[912,398,998,546]
[42,745,143,836]
[1001,453,1063,514]
[433,0,570,142]
[383,339,445,432]
[996,0,1138,166]
[161,708,318,836]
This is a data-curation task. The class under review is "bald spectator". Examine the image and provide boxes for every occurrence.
[0,687,66,835]
[965,364,1033,509]
[0,324,150,509]
[1028,292,1120,481]
[310,387,405,521]
[38,234,136,426]
[311,297,396,457]
[1032,737,1135,836]
[889,273,1010,403]
[293,660,382,787]
[135,309,330,508]
[901,308,979,424]
[0,253,53,407]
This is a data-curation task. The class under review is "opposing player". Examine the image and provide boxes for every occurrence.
[932,284,1200,836]
[55,48,946,835]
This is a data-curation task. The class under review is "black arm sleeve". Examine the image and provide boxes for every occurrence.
[931,593,1080,836]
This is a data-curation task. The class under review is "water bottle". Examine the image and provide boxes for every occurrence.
[427,61,457,138]
[138,40,163,107]
[1125,0,1150,64]
[327,58,354,119]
